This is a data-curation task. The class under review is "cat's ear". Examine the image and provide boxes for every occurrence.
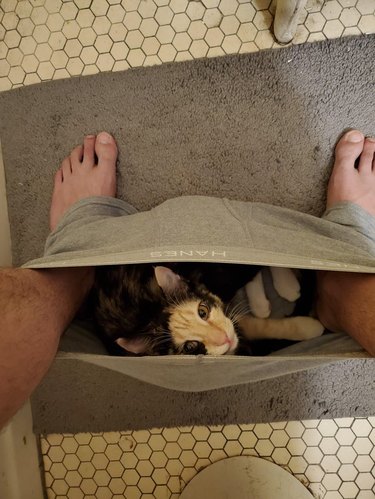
[154,266,183,295]
[116,337,149,354]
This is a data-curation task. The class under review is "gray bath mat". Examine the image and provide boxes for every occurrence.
[0,35,374,265]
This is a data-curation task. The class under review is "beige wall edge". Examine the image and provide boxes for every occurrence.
[0,401,44,499]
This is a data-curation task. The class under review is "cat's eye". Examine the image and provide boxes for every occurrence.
[198,302,210,321]
[182,341,206,355]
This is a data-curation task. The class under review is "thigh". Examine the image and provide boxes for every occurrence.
[316,271,375,356]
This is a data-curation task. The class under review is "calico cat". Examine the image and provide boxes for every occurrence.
[92,263,324,356]
[93,263,246,356]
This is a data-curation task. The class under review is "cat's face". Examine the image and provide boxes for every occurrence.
[157,266,239,355]
[168,296,238,355]
[114,266,240,356]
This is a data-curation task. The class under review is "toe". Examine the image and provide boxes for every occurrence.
[61,157,72,180]
[82,135,96,167]
[334,130,364,172]
[95,132,118,168]
[70,145,83,169]
[358,138,375,175]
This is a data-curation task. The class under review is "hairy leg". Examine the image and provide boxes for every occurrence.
[0,267,93,429]
[317,271,375,356]
[316,130,375,355]
[0,132,118,429]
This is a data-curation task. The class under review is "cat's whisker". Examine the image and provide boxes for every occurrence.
[224,300,234,315]
[168,296,185,312]
[232,318,247,326]
[227,300,249,317]
[231,307,251,317]
[154,334,172,341]
[151,330,171,338]
[230,310,251,325]
[229,307,251,322]
[232,311,251,322]
[229,300,251,312]
[151,337,173,348]
[152,338,168,346]
[169,297,179,308]
[229,304,250,315]
[151,332,171,341]
[151,337,170,344]
[231,318,245,326]
[170,293,183,306]
[231,299,250,311]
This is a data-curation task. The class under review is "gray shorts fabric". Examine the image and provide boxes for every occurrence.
[24,196,375,392]
[26,196,375,271]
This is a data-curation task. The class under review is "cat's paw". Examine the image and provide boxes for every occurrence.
[296,317,325,341]
[271,267,301,302]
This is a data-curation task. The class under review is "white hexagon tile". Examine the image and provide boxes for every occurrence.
[41,418,375,498]
[0,0,374,90]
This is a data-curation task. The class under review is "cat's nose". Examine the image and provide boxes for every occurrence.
[214,332,231,346]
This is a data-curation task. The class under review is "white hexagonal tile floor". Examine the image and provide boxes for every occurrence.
[41,418,375,498]
[1,0,375,498]
[0,0,374,90]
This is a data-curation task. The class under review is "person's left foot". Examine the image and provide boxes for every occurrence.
[326,130,375,216]
[49,132,118,231]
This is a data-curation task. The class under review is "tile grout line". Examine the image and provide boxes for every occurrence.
[41,419,375,498]
[0,0,374,90]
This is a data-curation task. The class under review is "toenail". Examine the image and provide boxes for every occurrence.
[345,130,363,142]
[86,134,95,139]
[366,137,375,143]
[97,132,112,144]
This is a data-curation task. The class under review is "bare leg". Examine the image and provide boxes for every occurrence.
[316,130,375,355]
[0,132,118,429]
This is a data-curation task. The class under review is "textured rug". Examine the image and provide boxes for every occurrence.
[0,35,374,265]
[1,36,374,431]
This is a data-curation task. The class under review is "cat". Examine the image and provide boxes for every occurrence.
[93,263,245,356]
[92,263,324,356]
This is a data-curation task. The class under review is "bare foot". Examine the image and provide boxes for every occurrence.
[50,132,117,231]
[317,130,375,351]
[327,130,375,216]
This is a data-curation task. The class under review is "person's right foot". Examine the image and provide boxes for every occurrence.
[50,132,117,231]
[326,130,375,216]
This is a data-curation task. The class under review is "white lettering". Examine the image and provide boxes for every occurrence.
[165,251,177,257]
[150,250,228,258]
[212,251,226,257]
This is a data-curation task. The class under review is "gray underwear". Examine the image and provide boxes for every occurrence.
[23,196,375,392]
